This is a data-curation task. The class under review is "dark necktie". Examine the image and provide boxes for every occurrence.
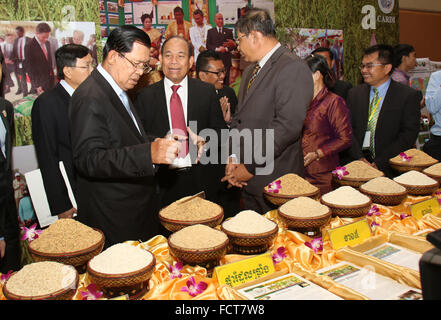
[170,85,188,158]
[247,64,261,92]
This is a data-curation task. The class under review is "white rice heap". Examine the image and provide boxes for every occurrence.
[322,186,371,206]
[222,210,277,234]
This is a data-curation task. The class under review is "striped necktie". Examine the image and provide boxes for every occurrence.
[367,87,380,158]
[247,63,261,92]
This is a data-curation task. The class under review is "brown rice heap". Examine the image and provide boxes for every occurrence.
[280,196,329,218]
[390,148,438,166]
[5,262,76,297]
[160,197,221,221]
[222,210,277,234]
[89,243,154,274]
[343,160,384,180]
[265,173,318,195]
[423,163,441,176]
[360,177,406,194]
[29,219,102,254]
[322,186,371,206]
[169,224,228,250]
[393,170,437,186]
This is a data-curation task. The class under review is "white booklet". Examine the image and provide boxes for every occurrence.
[237,273,342,300]
[317,261,422,300]
[363,243,421,272]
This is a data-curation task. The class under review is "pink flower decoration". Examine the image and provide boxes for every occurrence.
[305,237,323,254]
[400,214,409,220]
[169,261,183,279]
[180,276,208,297]
[272,247,286,264]
[434,190,441,196]
[399,152,412,162]
[20,223,42,242]
[367,205,381,216]
[332,166,349,180]
[371,221,380,229]
[80,283,103,300]
[1,270,13,284]
[266,180,282,193]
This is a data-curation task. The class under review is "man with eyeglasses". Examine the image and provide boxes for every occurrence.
[32,44,93,220]
[342,44,420,177]
[69,26,182,247]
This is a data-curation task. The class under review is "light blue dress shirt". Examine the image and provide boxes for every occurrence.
[425,70,441,136]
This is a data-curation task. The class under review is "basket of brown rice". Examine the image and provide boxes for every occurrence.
[87,243,156,299]
[389,149,439,173]
[221,211,278,255]
[359,177,408,206]
[263,174,320,206]
[320,186,372,217]
[28,219,105,274]
[159,196,224,232]
[393,170,440,196]
[423,163,441,183]
[278,197,331,232]
[168,224,228,268]
[332,160,384,188]
[3,261,78,300]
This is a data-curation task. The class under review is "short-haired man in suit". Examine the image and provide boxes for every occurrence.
[12,26,31,97]
[69,26,182,247]
[32,44,93,220]
[342,44,421,177]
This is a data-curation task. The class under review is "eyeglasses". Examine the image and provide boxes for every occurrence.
[235,34,247,46]
[119,53,152,74]
[201,69,226,77]
[72,63,96,70]
[359,63,386,71]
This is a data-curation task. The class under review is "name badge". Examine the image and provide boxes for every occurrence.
[410,197,441,220]
[328,218,372,250]
[362,131,371,149]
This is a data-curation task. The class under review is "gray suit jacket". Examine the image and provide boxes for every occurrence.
[230,45,313,195]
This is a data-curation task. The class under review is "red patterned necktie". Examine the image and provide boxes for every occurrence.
[170,85,188,158]
[41,43,48,60]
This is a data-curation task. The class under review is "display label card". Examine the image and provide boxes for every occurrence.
[409,197,441,220]
[328,218,372,250]
[213,253,275,288]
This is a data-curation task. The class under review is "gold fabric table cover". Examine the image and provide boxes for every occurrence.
[1,192,440,300]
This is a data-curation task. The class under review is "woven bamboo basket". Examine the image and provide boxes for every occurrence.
[389,160,438,174]
[422,170,441,183]
[159,204,224,233]
[332,173,384,189]
[395,181,440,196]
[277,207,331,233]
[87,253,156,299]
[29,229,105,274]
[320,197,372,218]
[220,223,278,255]
[359,187,408,206]
[3,268,79,300]
[263,188,320,206]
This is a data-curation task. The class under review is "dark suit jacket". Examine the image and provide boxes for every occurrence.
[230,45,313,197]
[206,27,234,71]
[134,77,227,207]
[343,80,421,177]
[32,83,76,216]
[0,97,14,207]
[25,37,55,92]
[12,36,32,65]
[331,79,353,101]
[69,69,159,247]
[217,85,238,116]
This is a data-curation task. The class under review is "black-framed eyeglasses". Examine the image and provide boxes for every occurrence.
[118,53,152,74]
[359,63,386,71]
[201,69,226,77]
[235,34,247,46]
[72,63,96,70]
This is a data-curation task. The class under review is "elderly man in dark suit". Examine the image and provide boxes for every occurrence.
[134,36,227,212]
[341,44,421,177]
[32,44,93,219]
[69,26,182,247]
[12,26,32,97]
[0,53,21,273]
[222,8,313,214]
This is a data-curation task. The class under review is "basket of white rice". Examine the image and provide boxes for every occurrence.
[320,186,372,217]
[393,170,439,196]
[423,163,441,183]
[359,177,408,206]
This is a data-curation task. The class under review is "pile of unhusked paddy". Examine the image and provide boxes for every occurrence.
[360,177,407,194]
[280,196,329,218]
[393,170,437,186]
[222,210,277,234]
[160,197,221,221]
[343,160,384,180]
[265,173,318,195]
[423,163,441,176]
[5,262,76,297]
[169,224,228,250]
[322,186,371,206]
[390,148,438,166]
[89,243,154,274]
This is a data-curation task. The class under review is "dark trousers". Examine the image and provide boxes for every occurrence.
[423,134,441,161]
[0,194,21,273]
[241,189,277,215]
[14,64,28,96]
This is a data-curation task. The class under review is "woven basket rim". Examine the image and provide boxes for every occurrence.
[158,203,224,225]
[389,159,439,168]
[28,228,105,258]
[262,187,320,199]
[422,170,441,179]
[332,172,384,182]
[395,181,439,190]
[359,186,408,197]
[87,252,156,279]
[277,207,331,222]
[220,223,278,238]
[3,268,79,300]
[168,236,229,254]
[320,197,372,209]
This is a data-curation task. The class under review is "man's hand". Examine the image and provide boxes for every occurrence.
[304,152,318,167]
[0,240,5,259]
[223,39,236,49]
[58,207,76,219]
[186,127,206,164]
[219,96,231,123]
[151,137,183,164]
[221,163,253,188]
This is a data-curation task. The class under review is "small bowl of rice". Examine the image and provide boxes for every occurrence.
[423,163,441,183]
[359,177,408,206]
[320,186,372,217]
[393,170,439,196]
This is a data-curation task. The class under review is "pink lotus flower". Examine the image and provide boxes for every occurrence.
[80,283,103,300]
[169,261,183,279]
[371,221,380,229]
[1,270,12,284]
[367,205,381,216]
[266,180,282,193]
[272,247,286,264]
[332,166,349,180]
[180,276,208,297]
[399,152,412,162]
[20,223,42,242]
[305,237,323,254]
[400,213,409,220]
